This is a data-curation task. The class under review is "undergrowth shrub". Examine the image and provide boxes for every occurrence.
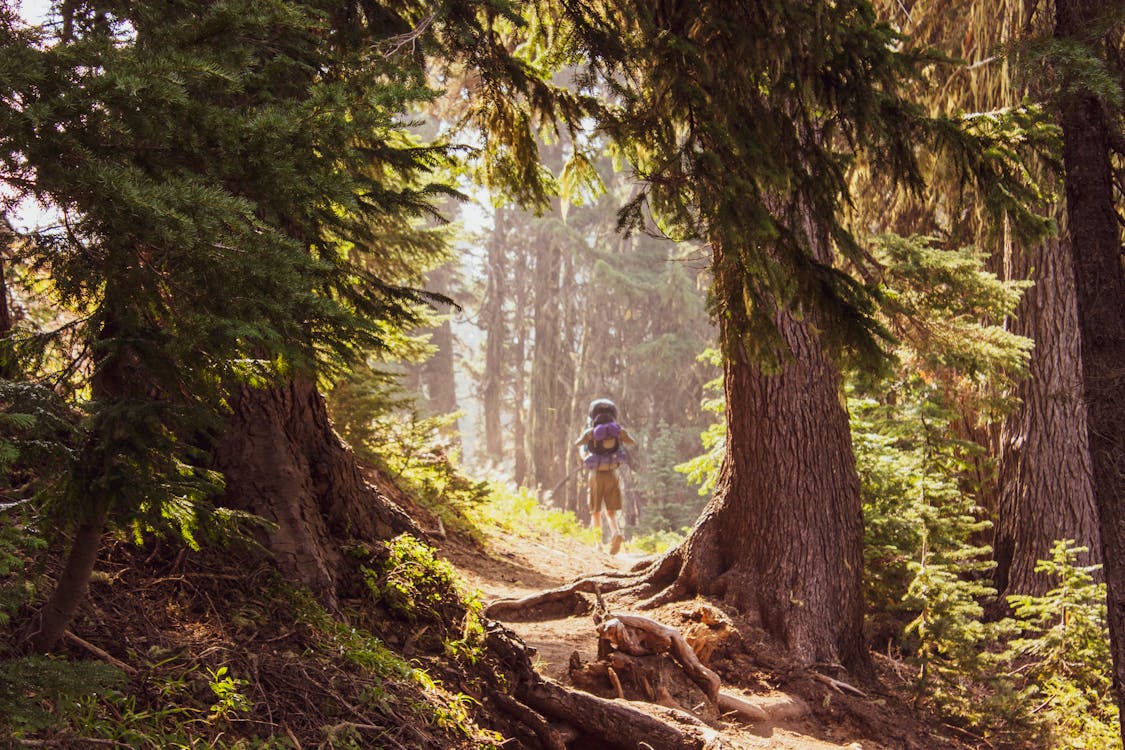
[630,528,686,554]
[328,369,490,540]
[633,420,706,536]
[362,534,486,664]
[1002,541,1118,749]
[0,656,126,735]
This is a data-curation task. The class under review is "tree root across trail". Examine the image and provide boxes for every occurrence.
[482,558,817,749]
[485,620,732,750]
[483,547,684,622]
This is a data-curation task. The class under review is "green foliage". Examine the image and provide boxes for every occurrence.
[364,534,486,664]
[675,349,725,498]
[849,234,1062,733]
[0,0,492,567]
[471,482,599,547]
[1022,5,1125,111]
[901,538,1015,725]
[633,420,706,535]
[0,504,45,628]
[854,235,1031,635]
[0,656,126,735]
[205,666,252,722]
[1002,541,1119,749]
[629,528,686,555]
[561,2,1036,371]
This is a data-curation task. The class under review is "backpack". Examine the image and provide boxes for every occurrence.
[583,399,628,470]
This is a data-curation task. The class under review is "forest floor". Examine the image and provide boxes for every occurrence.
[439,520,983,750]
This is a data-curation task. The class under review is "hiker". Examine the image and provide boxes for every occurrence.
[575,398,635,555]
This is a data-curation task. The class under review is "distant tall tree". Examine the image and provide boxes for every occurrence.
[511,238,532,486]
[419,263,460,417]
[1051,0,1125,733]
[526,217,575,493]
[480,206,511,463]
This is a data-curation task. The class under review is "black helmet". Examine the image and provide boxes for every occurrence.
[588,398,617,424]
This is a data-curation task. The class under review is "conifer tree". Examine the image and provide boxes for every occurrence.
[1,0,585,648]
[550,0,1049,670]
[1051,0,1125,734]
[868,0,1100,600]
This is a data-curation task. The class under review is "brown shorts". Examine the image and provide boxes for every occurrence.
[588,470,622,514]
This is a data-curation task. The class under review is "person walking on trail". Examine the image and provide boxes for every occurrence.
[575,398,635,555]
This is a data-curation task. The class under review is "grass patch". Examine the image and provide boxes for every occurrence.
[470,482,599,547]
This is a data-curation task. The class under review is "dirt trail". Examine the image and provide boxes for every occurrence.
[441,527,934,750]
[445,530,645,682]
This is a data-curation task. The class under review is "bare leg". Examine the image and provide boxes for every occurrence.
[590,504,604,546]
[604,509,621,538]
[606,510,623,553]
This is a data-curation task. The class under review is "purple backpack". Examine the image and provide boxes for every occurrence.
[584,408,628,470]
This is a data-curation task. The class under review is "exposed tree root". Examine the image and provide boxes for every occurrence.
[522,678,728,750]
[483,588,592,621]
[598,613,720,702]
[486,622,730,750]
[490,692,569,750]
[483,547,685,620]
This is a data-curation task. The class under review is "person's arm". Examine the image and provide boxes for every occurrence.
[574,428,592,448]
[619,427,636,446]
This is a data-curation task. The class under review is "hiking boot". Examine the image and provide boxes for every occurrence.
[609,533,623,555]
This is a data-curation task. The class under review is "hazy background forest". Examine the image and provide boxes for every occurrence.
[1,0,1121,748]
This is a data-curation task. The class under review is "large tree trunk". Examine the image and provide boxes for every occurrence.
[994,233,1099,598]
[663,238,867,671]
[1054,0,1125,737]
[682,311,866,670]
[215,379,419,608]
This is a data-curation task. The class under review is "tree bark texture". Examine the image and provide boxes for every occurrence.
[994,233,1100,597]
[683,305,867,671]
[1055,0,1125,737]
[215,379,419,608]
[528,228,574,496]
[32,500,108,651]
[662,208,868,670]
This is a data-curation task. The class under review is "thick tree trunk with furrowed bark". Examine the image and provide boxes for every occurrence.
[994,233,1100,598]
[664,299,867,672]
[214,379,420,608]
[1055,0,1125,737]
